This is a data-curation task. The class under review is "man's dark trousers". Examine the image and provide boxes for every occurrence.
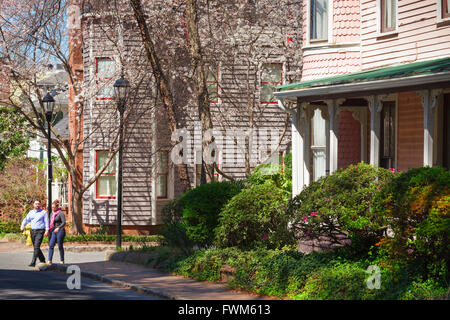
[30,229,46,264]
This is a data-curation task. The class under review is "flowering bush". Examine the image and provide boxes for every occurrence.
[0,158,46,223]
[287,163,395,253]
[373,166,450,281]
[214,181,294,250]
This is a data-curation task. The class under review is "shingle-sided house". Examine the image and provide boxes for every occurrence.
[275,0,450,196]
[68,0,302,234]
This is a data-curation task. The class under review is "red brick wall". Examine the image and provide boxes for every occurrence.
[397,92,424,172]
[338,110,361,169]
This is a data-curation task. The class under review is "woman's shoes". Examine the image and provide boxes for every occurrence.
[48,261,52,265]
[61,261,65,264]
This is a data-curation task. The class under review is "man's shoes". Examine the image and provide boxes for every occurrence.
[28,262,36,267]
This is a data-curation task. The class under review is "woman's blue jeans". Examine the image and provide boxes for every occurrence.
[48,228,65,262]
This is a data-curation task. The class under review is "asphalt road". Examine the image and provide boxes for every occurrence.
[0,248,160,300]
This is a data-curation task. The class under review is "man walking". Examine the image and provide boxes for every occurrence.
[20,200,49,267]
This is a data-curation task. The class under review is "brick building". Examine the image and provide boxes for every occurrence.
[68,0,301,233]
[276,0,450,196]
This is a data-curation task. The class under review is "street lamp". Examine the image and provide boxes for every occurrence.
[113,74,130,250]
[43,92,55,216]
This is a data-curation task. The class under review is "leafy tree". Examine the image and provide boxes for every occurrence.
[0,106,29,169]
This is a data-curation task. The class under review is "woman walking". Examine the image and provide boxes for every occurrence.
[48,200,66,265]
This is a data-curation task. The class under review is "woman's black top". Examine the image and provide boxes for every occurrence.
[53,210,66,229]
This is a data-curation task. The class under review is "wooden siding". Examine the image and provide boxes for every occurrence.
[81,19,154,226]
[78,5,299,226]
[361,0,450,70]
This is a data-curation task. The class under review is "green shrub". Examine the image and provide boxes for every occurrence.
[158,198,194,254]
[288,162,394,254]
[215,181,294,250]
[180,181,242,247]
[246,153,292,194]
[374,166,450,281]
[400,279,449,300]
[0,221,20,234]
[294,261,374,300]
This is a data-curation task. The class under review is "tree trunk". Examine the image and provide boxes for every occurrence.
[185,0,215,183]
[70,181,84,235]
[130,0,191,192]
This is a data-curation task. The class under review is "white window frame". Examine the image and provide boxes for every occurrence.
[156,151,169,199]
[437,0,450,23]
[376,0,399,36]
[94,150,117,200]
[95,57,117,100]
[306,0,333,46]
[260,62,284,104]
[206,64,221,104]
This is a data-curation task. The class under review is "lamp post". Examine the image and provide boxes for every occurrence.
[43,92,55,215]
[113,74,130,250]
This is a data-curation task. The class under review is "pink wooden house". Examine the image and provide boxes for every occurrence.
[276,0,450,196]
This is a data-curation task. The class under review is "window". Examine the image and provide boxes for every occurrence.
[310,0,328,41]
[380,101,396,169]
[443,0,450,19]
[265,150,284,167]
[260,63,282,104]
[380,0,397,33]
[96,151,116,199]
[213,159,220,182]
[212,150,221,182]
[311,109,327,181]
[195,150,202,186]
[206,67,219,103]
[156,151,169,199]
[196,163,203,186]
[96,58,115,100]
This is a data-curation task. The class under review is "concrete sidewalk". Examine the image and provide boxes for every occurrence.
[1,239,273,300]
[45,259,273,300]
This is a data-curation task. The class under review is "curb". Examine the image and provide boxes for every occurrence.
[41,246,117,253]
[40,263,177,300]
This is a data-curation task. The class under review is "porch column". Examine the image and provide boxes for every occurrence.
[291,110,302,196]
[324,99,343,174]
[291,102,311,196]
[366,96,382,166]
[418,89,441,166]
